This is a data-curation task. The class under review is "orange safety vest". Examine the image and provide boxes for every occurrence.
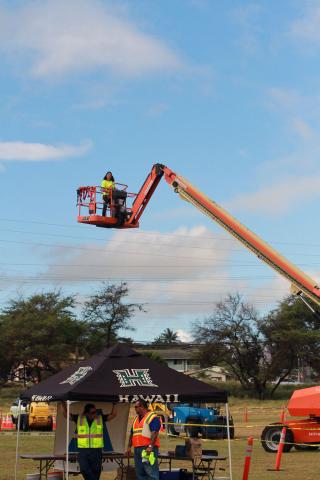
[132,411,160,448]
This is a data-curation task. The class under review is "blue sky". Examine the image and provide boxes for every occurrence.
[1,0,320,341]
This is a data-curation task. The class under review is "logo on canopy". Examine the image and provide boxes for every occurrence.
[60,366,93,385]
[113,368,158,388]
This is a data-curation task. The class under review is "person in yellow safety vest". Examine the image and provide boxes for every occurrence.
[101,171,115,217]
[62,402,117,480]
[127,399,161,480]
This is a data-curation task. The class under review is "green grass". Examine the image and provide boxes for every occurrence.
[0,385,22,411]
[1,390,318,480]
[1,431,319,480]
[1,400,319,480]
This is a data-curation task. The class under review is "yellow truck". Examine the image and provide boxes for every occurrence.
[150,402,171,420]
[10,399,54,431]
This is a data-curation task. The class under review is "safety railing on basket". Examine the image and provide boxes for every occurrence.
[77,184,137,218]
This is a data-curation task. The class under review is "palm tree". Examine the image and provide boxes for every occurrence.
[153,328,180,345]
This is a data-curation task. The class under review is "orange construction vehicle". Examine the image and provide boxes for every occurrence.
[77,164,320,451]
[77,163,320,310]
[261,386,320,452]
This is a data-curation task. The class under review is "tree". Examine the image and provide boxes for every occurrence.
[82,282,144,352]
[192,293,317,399]
[0,319,13,385]
[193,293,269,398]
[143,351,166,364]
[262,295,320,394]
[0,291,85,383]
[153,328,180,345]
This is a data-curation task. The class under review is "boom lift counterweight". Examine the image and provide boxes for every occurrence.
[77,163,320,309]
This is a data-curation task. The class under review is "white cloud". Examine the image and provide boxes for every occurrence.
[0,0,182,78]
[231,3,264,54]
[267,88,320,123]
[290,5,320,47]
[0,140,91,161]
[176,329,193,342]
[40,226,248,319]
[268,87,302,112]
[228,175,320,215]
[291,118,315,141]
[230,85,320,222]
[261,87,320,172]
[259,150,318,174]
[73,86,123,110]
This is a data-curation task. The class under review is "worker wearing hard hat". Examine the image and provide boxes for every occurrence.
[101,171,115,216]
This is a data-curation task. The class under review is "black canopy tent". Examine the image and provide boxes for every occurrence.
[20,343,228,403]
[16,344,232,480]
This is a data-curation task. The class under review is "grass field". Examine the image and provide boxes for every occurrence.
[1,398,319,480]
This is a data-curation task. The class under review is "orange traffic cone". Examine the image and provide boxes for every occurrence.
[6,414,14,430]
[244,406,249,423]
[242,437,253,480]
[280,406,286,423]
[2,414,9,429]
[159,416,165,432]
[275,427,287,471]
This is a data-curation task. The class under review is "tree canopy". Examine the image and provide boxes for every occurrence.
[82,282,144,352]
[0,291,84,383]
[0,282,144,384]
[1,283,320,397]
[193,293,320,399]
[153,328,180,345]
[263,295,320,393]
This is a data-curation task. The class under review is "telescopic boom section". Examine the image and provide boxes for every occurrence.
[127,164,164,226]
[151,163,320,308]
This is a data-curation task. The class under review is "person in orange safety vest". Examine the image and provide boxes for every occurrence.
[127,399,161,480]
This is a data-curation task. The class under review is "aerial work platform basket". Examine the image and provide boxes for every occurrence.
[77,183,139,229]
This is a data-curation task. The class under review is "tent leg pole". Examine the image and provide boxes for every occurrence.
[165,402,169,452]
[14,399,21,480]
[66,400,70,480]
[225,403,233,480]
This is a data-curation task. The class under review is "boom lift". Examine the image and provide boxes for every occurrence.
[78,164,320,451]
[77,163,320,309]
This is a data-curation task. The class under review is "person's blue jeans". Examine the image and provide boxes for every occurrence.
[134,446,159,480]
[78,448,102,480]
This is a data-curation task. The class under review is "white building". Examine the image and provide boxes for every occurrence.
[155,348,201,372]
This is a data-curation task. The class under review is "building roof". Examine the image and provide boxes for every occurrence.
[138,346,199,360]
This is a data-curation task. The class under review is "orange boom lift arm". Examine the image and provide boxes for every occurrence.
[77,163,320,308]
